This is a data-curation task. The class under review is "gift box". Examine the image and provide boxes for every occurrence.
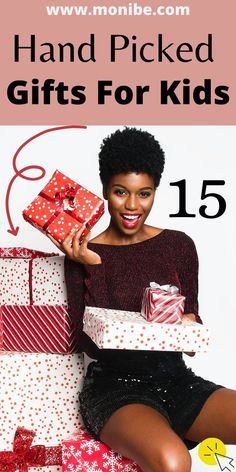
[83,307,209,352]
[62,428,142,472]
[0,311,2,350]
[0,247,67,305]
[0,305,79,353]
[0,351,84,471]
[141,282,185,324]
[0,426,62,471]
[23,169,104,243]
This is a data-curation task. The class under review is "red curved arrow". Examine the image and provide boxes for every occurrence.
[6,125,86,235]
[6,166,46,236]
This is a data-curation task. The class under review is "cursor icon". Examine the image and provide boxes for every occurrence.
[215,453,235,471]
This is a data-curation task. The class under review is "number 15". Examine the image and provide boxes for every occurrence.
[169,180,226,219]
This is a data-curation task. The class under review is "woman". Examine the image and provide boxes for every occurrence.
[50,128,236,472]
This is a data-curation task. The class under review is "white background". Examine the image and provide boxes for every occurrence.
[1,125,236,469]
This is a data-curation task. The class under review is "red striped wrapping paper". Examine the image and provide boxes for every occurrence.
[141,284,185,324]
[0,305,79,353]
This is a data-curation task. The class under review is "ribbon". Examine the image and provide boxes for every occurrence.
[28,251,59,305]
[0,427,62,472]
[54,185,79,211]
[149,282,179,294]
[40,183,83,232]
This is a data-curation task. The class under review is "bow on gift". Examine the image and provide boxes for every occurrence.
[0,427,62,472]
[149,282,179,294]
[42,183,80,219]
[40,183,84,232]
[54,185,79,212]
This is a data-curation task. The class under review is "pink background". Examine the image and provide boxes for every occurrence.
[1,0,235,125]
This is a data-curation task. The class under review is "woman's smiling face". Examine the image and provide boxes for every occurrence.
[105,172,156,236]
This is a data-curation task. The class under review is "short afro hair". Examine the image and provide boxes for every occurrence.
[99,127,165,188]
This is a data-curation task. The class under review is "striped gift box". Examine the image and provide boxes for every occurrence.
[141,284,185,324]
[0,305,79,353]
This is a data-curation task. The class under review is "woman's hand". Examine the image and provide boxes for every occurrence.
[182,313,197,323]
[47,225,102,265]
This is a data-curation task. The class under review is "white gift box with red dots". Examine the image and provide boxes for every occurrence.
[31,255,68,305]
[0,352,84,471]
[83,307,209,352]
[0,248,67,305]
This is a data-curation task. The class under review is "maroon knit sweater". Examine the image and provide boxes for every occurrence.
[64,229,201,359]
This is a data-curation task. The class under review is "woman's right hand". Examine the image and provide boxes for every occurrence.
[47,225,102,265]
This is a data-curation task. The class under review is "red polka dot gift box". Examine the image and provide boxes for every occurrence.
[83,307,210,353]
[0,352,84,472]
[23,169,104,243]
[0,247,67,305]
[62,428,142,472]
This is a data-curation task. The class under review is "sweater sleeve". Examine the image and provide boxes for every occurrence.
[64,256,110,355]
[177,234,202,324]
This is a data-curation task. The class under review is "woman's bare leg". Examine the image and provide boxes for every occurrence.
[186,388,236,444]
[100,403,191,472]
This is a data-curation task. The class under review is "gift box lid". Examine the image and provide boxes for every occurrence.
[0,247,59,258]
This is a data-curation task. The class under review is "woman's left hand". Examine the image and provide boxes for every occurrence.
[182,313,197,322]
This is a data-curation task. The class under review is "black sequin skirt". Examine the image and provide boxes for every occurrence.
[79,350,222,448]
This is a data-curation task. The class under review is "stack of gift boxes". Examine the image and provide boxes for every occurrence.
[0,170,143,472]
[0,170,210,471]
[0,246,85,471]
